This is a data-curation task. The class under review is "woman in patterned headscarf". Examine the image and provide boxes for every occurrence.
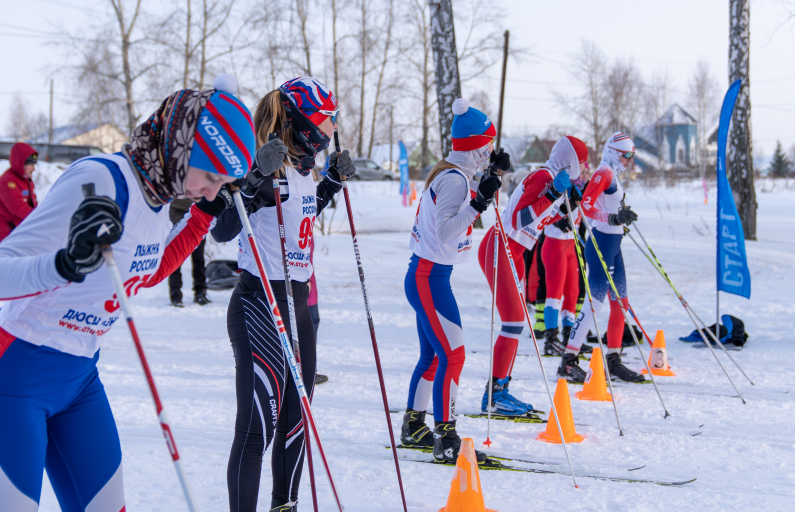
[211,77,356,512]
[0,75,255,511]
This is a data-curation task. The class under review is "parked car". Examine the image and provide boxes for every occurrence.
[0,142,103,164]
[350,158,395,181]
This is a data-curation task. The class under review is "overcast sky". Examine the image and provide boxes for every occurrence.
[2,0,794,154]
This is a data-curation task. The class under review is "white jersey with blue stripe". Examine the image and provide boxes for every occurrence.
[0,153,172,358]
[409,168,477,266]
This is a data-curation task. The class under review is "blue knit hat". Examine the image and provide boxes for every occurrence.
[189,75,255,178]
[451,98,496,151]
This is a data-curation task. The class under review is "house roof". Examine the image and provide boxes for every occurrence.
[26,124,101,145]
[658,104,696,126]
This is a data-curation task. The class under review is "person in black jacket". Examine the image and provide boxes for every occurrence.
[212,77,355,512]
[168,198,210,306]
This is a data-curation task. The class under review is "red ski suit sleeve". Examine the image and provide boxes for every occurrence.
[142,204,213,288]
[580,167,612,224]
[510,169,560,231]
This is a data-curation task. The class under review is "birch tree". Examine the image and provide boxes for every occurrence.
[553,40,608,168]
[686,60,719,179]
[429,0,462,157]
[728,0,757,240]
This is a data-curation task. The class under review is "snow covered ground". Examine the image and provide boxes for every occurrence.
[20,173,795,511]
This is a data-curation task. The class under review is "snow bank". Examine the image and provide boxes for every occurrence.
[26,178,795,511]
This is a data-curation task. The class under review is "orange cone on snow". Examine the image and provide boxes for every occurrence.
[537,379,584,444]
[438,438,495,512]
[641,330,676,376]
[576,347,612,402]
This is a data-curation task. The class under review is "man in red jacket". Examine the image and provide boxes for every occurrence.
[0,142,39,243]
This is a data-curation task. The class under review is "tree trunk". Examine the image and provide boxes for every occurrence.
[356,0,366,157]
[183,0,192,89]
[111,0,141,135]
[367,0,393,159]
[429,0,461,157]
[728,0,757,240]
[296,0,312,75]
[199,0,208,89]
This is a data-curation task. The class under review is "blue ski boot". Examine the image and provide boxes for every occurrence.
[481,377,531,416]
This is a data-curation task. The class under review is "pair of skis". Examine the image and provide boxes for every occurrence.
[389,444,696,486]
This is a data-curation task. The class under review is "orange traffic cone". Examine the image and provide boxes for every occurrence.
[438,438,495,512]
[537,379,584,444]
[641,330,676,376]
[576,347,612,402]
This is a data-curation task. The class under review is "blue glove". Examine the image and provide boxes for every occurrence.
[551,171,571,196]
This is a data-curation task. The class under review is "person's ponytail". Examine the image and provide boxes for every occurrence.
[252,90,302,164]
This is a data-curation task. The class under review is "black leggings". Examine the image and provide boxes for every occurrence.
[227,270,316,511]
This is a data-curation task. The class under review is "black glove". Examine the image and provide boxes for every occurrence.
[486,148,511,175]
[569,184,582,205]
[196,185,234,217]
[553,216,572,233]
[55,196,124,282]
[608,207,638,226]
[328,149,356,181]
[470,175,502,213]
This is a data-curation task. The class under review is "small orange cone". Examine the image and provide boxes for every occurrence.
[576,347,612,402]
[537,379,584,444]
[438,438,495,512]
[641,330,676,376]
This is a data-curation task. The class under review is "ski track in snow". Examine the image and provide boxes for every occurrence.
[24,177,795,511]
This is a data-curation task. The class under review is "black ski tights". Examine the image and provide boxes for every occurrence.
[227,271,316,511]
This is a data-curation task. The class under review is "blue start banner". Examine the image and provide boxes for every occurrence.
[716,79,751,299]
[398,141,409,195]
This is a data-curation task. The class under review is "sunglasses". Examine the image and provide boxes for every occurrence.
[303,108,340,124]
[620,151,635,159]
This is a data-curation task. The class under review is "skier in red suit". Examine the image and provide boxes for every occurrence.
[0,142,39,243]
[477,135,589,415]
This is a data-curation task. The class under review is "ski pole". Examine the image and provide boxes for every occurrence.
[485,190,500,447]
[624,228,748,402]
[575,204,671,418]
[491,193,579,488]
[82,183,200,512]
[564,196,624,436]
[232,189,346,511]
[269,164,319,512]
[333,131,408,512]
[631,224,753,386]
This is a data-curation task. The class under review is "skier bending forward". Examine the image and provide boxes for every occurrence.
[476,135,589,412]
[0,78,255,511]
[211,77,355,512]
[558,132,646,383]
[401,98,503,463]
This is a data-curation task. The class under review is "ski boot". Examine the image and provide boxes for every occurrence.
[269,501,296,512]
[314,372,329,385]
[400,409,433,448]
[557,353,587,384]
[606,353,646,383]
[432,421,488,463]
[482,377,530,416]
[194,289,211,305]
[543,328,565,356]
[170,299,184,308]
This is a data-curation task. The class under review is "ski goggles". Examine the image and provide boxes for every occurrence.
[302,108,340,124]
[619,151,635,159]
